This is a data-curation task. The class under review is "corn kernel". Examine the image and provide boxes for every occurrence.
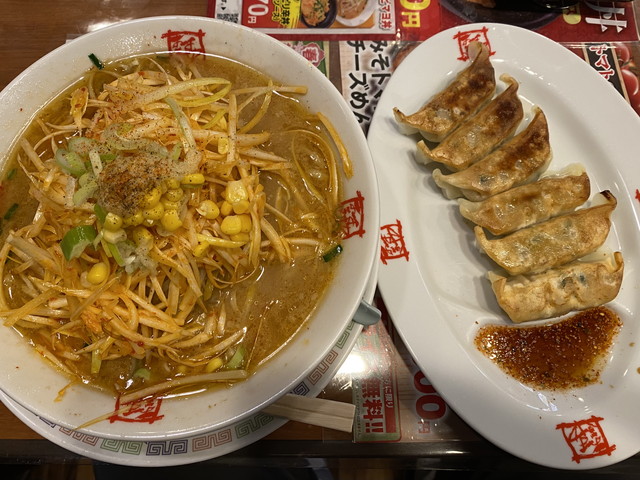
[220,215,242,236]
[225,180,248,203]
[166,178,181,189]
[103,212,123,231]
[123,210,144,227]
[197,200,220,220]
[142,202,165,221]
[161,210,183,232]
[102,228,127,244]
[132,226,154,249]
[193,242,209,257]
[164,188,184,202]
[238,214,252,233]
[220,201,233,216]
[232,199,250,214]
[161,198,182,212]
[230,233,249,243]
[87,262,109,285]
[205,357,224,373]
[140,187,162,209]
[181,173,205,185]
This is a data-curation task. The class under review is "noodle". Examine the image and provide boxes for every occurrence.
[0,53,347,400]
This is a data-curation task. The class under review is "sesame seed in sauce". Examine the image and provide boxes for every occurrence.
[475,306,621,390]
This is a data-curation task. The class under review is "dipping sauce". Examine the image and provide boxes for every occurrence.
[475,306,621,390]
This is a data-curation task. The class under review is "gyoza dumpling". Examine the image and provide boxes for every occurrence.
[475,191,617,275]
[488,251,623,323]
[393,41,495,142]
[458,164,590,235]
[433,106,551,199]
[417,74,524,172]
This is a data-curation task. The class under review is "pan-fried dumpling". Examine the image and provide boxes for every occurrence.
[417,74,524,172]
[393,41,495,142]
[488,251,623,323]
[458,164,590,235]
[475,191,617,275]
[433,106,551,199]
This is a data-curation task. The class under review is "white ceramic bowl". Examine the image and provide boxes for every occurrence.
[0,16,379,440]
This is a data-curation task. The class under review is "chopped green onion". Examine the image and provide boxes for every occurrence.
[68,136,98,155]
[322,244,343,262]
[102,239,126,267]
[72,180,98,205]
[88,53,104,70]
[93,203,107,222]
[170,143,182,161]
[3,203,18,220]
[78,172,95,187]
[165,97,197,152]
[55,148,87,177]
[60,225,97,261]
[225,345,246,370]
[89,150,103,176]
[91,349,102,374]
[133,367,151,380]
[6,168,16,180]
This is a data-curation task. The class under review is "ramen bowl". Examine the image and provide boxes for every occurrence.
[0,16,379,441]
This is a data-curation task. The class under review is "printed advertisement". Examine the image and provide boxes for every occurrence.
[208,0,400,39]
[350,295,478,443]
[208,1,639,42]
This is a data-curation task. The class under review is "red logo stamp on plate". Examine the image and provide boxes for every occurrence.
[453,27,494,61]
[341,191,366,239]
[161,29,206,54]
[110,396,164,424]
[380,220,409,264]
[556,415,616,463]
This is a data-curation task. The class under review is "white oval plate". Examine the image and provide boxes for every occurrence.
[368,23,640,469]
[0,16,380,441]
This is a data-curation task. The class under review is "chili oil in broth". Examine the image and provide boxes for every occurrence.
[0,52,343,395]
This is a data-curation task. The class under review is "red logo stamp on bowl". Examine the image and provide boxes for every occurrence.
[341,191,366,239]
[110,396,164,424]
[161,29,206,54]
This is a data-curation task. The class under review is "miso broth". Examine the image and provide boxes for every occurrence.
[0,52,345,397]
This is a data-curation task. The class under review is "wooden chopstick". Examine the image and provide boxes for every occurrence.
[263,393,356,433]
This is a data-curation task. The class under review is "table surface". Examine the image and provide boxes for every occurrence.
[1,0,640,474]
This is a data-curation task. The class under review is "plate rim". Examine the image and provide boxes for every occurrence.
[368,22,640,470]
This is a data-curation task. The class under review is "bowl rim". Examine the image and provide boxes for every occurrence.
[0,15,380,440]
